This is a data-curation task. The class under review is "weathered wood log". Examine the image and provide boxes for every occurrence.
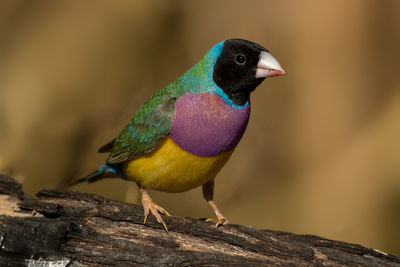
[0,174,399,266]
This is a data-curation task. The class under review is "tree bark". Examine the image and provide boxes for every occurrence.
[0,174,399,266]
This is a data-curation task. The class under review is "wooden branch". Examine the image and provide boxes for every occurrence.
[0,174,399,266]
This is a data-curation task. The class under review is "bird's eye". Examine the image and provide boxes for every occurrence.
[235,54,246,65]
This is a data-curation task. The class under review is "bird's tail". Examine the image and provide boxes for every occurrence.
[70,164,121,186]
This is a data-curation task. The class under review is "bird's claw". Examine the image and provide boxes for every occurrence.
[216,217,229,227]
[142,201,170,232]
[206,217,229,227]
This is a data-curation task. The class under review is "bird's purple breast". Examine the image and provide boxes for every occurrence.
[169,92,250,157]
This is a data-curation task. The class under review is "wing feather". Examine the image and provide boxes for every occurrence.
[105,96,177,164]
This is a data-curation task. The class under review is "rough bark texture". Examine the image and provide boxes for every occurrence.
[0,174,399,266]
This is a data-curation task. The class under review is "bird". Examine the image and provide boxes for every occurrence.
[72,39,285,232]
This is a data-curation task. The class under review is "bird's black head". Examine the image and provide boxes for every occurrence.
[213,39,285,106]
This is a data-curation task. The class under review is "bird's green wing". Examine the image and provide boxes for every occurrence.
[105,92,177,164]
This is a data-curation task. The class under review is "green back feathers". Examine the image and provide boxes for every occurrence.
[106,89,177,164]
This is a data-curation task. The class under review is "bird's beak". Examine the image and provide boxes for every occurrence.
[255,51,286,78]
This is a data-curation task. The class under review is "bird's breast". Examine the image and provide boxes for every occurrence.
[169,92,250,157]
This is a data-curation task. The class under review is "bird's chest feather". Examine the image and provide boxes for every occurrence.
[169,92,250,157]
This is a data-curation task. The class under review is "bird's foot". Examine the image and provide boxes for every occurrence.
[205,198,229,227]
[206,216,229,227]
[202,180,229,228]
[141,188,171,232]
[143,201,171,232]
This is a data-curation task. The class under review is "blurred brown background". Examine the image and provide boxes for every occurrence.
[1,0,399,255]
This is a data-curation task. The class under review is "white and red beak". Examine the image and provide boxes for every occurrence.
[255,51,286,78]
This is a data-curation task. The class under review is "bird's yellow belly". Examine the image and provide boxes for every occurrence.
[124,137,233,192]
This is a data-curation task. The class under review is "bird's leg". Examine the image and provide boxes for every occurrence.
[140,187,171,232]
[202,179,228,227]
